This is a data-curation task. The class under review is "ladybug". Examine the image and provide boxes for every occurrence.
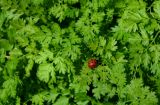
[88,59,97,69]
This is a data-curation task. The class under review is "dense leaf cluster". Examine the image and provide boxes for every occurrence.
[0,0,160,105]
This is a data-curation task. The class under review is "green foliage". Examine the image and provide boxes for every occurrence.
[0,0,160,105]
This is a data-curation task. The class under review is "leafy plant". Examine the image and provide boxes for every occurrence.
[0,0,160,105]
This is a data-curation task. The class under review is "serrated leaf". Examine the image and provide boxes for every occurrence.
[91,12,105,23]
[54,96,69,105]
[139,25,149,46]
[41,25,52,35]
[92,83,107,99]
[9,48,23,57]
[153,1,160,19]
[32,94,44,105]
[25,59,34,77]
[106,38,117,51]
[0,39,13,51]
[16,97,20,105]
[142,52,150,69]
[35,50,53,64]
[54,57,67,74]
[31,0,44,5]
[5,57,19,76]
[46,89,59,103]
[99,36,106,47]
[49,4,68,22]
[37,63,55,83]
[125,79,158,105]
[0,77,19,101]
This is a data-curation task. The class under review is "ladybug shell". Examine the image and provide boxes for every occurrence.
[88,59,97,69]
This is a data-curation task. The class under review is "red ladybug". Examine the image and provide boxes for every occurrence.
[88,59,97,69]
